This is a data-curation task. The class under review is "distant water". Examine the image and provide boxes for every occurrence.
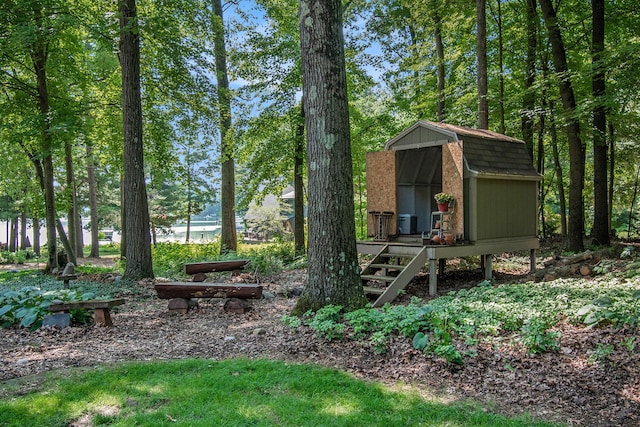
[0,220,241,246]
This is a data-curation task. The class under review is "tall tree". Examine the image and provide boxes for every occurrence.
[294,0,367,313]
[539,0,585,251]
[212,0,237,253]
[476,0,488,129]
[591,0,609,245]
[521,0,537,157]
[119,0,153,279]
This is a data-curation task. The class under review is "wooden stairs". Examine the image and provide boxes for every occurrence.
[361,244,427,307]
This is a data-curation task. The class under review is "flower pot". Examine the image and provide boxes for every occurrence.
[437,202,449,212]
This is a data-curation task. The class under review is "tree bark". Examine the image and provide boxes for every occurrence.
[476,0,488,129]
[550,100,567,237]
[64,140,78,262]
[212,0,237,253]
[591,0,609,245]
[30,6,57,271]
[433,7,445,122]
[119,0,154,279]
[86,144,100,258]
[294,0,367,313]
[33,217,40,256]
[521,0,537,157]
[539,0,585,251]
[294,103,306,255]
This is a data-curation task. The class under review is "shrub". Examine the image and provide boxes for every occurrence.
[0,287,97,330]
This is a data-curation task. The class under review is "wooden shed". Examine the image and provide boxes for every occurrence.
[360,121,541,306]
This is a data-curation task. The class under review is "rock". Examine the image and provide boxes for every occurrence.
[62,262,75,276]
[291,287,303,297]
[223,298,250,314]
[42,313,71,328]
[262,291,276,300]
[253,328,267,336]
[223,336,235,341]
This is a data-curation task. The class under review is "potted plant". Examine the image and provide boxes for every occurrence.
[434,192,455,211]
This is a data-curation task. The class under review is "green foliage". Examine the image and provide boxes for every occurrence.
[152,241,306,278]
[0,250,36,265]
[280,314,302,329]
[520,318,561,355]
[305,305,345,340]
[587,343,614,366]
[0,287,96,329]
[296,276,640,365]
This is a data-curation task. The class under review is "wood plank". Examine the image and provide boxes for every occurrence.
[361,274,396,283]
[48,298,125,311]
[362,286,384,295]
[184,260,249,275]
[155,282,262,299]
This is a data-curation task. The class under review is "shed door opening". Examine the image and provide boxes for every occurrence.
[396,146,442,234]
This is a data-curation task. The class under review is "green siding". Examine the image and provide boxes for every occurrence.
[475,179,537,240]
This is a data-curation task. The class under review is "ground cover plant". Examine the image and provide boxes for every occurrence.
[289,273,640,365]
[0,358,558,427]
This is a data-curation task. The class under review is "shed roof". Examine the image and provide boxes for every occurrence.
[384,120,540,180]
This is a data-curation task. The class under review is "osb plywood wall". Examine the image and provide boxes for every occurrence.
[366,151,397,236]
[442,141,464,239]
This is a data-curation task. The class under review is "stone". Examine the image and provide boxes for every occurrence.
[42,313,71,328]
[62,262,75,276]
[223,298,250,314]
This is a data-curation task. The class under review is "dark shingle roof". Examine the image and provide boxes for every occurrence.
[385,121,540,179]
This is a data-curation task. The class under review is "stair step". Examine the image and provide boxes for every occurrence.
[361,274,396,283]
[381,252,417,259]
[369,263,405,271]
[363,286,385,295]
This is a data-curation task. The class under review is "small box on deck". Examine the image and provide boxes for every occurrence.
[398,214,417,235]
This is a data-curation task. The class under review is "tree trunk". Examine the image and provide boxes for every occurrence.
[20,211,28,250]
[294,104,306,256]
[608,122,615,235]
[550,100,567,237]
[119,0,154,280]
[56,218,76,265]
[33,217,40,256]
[64,140,78,261]
[212,0,237,253]
[521,0,537,157]
[476,0,488,129]
[539,0,585,251]
[30,6,57,272]
[86,144,100,258]
[294,0,367,314]
[9,217,17,252]
[433,8,445,122]
[591,0,609,245]
[495,0,505,133]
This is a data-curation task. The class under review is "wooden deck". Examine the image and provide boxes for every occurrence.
[357,236,538,301]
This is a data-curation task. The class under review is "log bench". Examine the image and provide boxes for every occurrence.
[48,298,125,326]
[154,282,262,313]
[184,260,249,281]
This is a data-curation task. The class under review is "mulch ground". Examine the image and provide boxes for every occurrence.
[1,260,639,426]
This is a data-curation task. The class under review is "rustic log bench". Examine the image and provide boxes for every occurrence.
[154,282,262,313]
[184,260,249,281]
[48,298,125,326]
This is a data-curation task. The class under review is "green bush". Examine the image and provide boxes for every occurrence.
[0,287,97,329]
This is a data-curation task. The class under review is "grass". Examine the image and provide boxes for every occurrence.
[0,359,559,427]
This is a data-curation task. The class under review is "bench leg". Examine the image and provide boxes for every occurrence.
[94,308,113,326]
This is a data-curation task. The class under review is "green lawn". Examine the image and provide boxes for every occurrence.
[0,359,558,427]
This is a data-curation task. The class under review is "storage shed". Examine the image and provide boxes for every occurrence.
[360,121,541,306]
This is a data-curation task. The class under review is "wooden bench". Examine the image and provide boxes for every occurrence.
[48,298,125,326]
[184,260,249,281]
[154,282,262,313]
